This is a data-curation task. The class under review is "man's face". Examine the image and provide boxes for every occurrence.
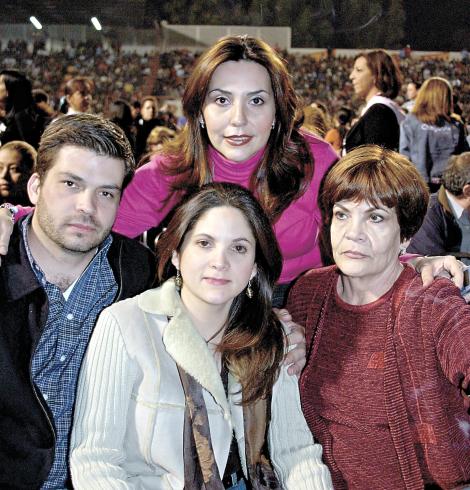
[28,145,125,255]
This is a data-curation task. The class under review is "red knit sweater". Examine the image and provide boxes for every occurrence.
[288,265,470,490]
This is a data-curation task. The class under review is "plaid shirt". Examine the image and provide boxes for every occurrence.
[22,216,117,489]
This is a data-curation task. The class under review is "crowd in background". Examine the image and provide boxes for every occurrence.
[1,39,469,123]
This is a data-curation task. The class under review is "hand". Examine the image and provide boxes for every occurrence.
[412,255,464,289]
[0,207,15,265]
[274,308,306,377]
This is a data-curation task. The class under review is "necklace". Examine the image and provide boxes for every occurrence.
[205,323,226,345]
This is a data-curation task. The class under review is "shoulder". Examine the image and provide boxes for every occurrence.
[301,131,338,171]
[109,232,155,263]
[364,103,398,122]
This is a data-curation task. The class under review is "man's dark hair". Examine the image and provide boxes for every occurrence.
[36,113,135,189]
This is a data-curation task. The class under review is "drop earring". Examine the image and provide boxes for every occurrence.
[199,117,205,129]
[246,279,253,299]
[175,269,183,289]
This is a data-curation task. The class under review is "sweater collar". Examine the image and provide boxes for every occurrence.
[208,145,265,181]
[137,280,230,415]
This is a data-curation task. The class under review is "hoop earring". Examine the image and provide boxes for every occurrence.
[175,269,183,289]
[246,279,253,299]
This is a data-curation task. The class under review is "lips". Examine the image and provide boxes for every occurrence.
[343,250,368,259]
[204,277,230,285]
[224,135,253,146]
[67,223,97,232]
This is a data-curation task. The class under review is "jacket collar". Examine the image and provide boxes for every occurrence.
[138,280,230,415]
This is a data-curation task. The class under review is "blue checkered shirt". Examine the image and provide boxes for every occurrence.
[22,216,118,489]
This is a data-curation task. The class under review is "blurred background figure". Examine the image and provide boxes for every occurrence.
[0,70,49,148]
[302,102,330,138]
[145,125,176,156]
[344,50,405,153]
[32,89,57,119]
[408,152,470,265]
[64,76,94,115]
[108,99,135,152]
[325,106,354,155]
[401,81,421,113]
[0,140,36,205]
[135,95,161,160]
[400,77,469,192]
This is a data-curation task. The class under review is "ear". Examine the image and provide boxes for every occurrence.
[250,263,257,281]
[171,250,180,270]
[462,183,470,199]
[27,173,41,205]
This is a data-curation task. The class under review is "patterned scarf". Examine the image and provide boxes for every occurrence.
[177,364,281,489]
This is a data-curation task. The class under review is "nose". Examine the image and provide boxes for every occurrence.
[230,100,247,127]
[210,246,230,270]
[349,71,355,81]
[0,167,8,179]
[76,190,96,215]
[344,217,366,242]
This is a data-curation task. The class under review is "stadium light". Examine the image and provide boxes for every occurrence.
[30,16,42,30]
[91,17,102,31]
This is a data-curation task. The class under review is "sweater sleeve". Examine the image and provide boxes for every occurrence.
[112,155,179,238]
[268,365,333,489]
[70,309,138,489]
[429,282,470,408]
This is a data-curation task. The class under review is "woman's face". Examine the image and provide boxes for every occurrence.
[349,57,376,100]
[172,205,257,317]
[330,199,402,281]
[67,89,92,113]
[0,148,29,199]
[141,100,156,121]
[202,60,276,162]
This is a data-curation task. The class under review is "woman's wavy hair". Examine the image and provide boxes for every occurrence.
[412,77,453,125]
[320,145,429,262]
[161,35,313,222]
[0,70,34,114]
[156,182,284,404]
[355,50,403,99]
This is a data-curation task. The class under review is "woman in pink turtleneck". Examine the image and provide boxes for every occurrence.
[113,35,337,307]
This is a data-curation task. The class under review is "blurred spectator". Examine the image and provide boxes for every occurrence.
[400,77,469,192]
[130,100,141,122]
[64,76,94,114]
[324,105,354,154]
[145,126,176,155]
[0,140,36,205]
[32,88,57,119]
[302,102,329,138]
[135,96,162,159]
[108,99,135,151]
[408,152,470,264]
[0,70,49,148]
[402,81,421,113]
[344,50,405,153]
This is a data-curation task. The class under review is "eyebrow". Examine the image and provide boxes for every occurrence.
[334,202,392,214]
[207,88,271,97]
[57,172,122,191]
[193,233,255,244]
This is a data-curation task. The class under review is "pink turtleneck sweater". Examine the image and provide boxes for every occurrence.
[113,132,337,283]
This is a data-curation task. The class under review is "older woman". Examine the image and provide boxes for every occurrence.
[345,50,405,153]
[288,146,470,489]
[70,183,332,489]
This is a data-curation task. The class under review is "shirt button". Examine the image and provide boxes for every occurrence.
[60,355,66,362]
[41,279,46,286]
[66,313,74,320]
[43,394,48,401]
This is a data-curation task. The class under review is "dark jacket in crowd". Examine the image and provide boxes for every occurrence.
[0,106,50,149]
[0,221,155,489]
[408,186,463,257]
[344,104,401,153]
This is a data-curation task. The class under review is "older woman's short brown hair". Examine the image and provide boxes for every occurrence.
[320,145,429,247]
[355,50,402,99]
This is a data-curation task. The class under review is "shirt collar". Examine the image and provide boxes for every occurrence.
[445,189,466,219]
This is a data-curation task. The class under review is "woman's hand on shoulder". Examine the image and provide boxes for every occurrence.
[411,255,465,288]
[274,308,306,377]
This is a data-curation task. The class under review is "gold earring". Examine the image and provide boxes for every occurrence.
[175,269,183,289]
[246,279,253,299]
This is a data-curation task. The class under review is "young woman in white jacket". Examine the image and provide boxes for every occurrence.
[69,182,332,490]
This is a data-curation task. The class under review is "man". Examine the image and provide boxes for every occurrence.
[0,114,155,489]
[401,81,420,113]
[408,152,470,264]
